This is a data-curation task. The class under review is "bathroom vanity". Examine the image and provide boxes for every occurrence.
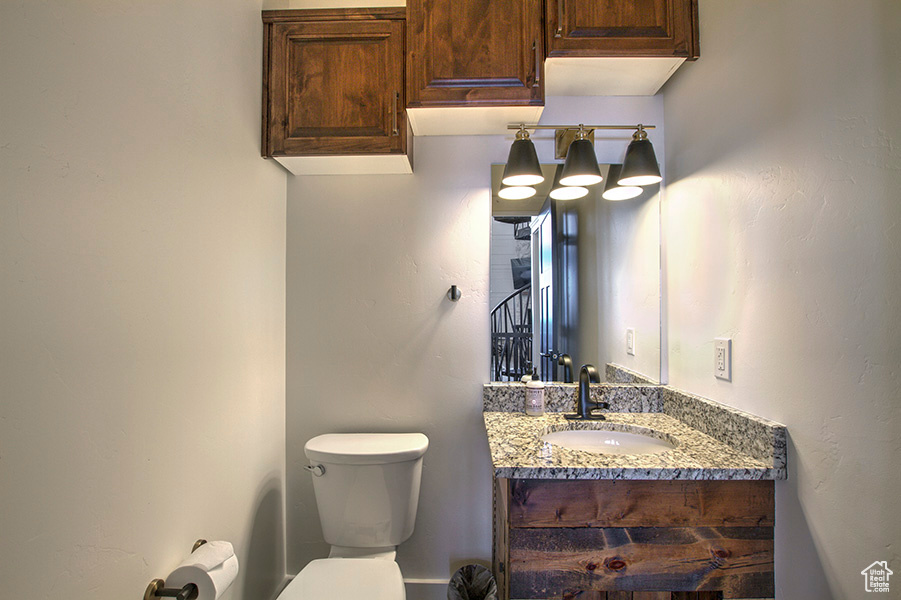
[483,382,786,600]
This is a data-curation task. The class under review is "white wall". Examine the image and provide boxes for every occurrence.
[0,2,287,600]
[662,1,901,598]
[285,97,663,593]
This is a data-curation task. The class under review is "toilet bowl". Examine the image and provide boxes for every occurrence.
[278,433,429,599]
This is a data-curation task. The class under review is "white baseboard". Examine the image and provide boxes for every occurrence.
[404,578,449,600]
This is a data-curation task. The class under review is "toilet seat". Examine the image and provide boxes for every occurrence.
[279,558,406,600]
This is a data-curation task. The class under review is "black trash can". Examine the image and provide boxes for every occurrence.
[447,564,498,600]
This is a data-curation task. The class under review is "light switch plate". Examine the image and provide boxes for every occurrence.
[715,338,732,380]
[626,328,635,356]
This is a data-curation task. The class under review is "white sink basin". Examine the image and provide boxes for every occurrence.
[542,428,675,455]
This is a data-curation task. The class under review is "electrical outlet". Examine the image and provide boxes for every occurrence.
[626,328,635,356]
[715,338,732,380]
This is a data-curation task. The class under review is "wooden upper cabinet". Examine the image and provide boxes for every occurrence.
[406,0,544,107]
[262,9,406,157]
[546,0,699,58]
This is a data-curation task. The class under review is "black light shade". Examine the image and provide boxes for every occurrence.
[618,128,662,186]
[502,130,544,186]
[559,138,602,186]
[602,164,642,201]
[549,164,588,200]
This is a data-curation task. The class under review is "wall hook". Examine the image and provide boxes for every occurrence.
[447,285,461,302]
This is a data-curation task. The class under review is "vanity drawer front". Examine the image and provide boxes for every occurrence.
[508,526,774,599]
[509,479,775,528]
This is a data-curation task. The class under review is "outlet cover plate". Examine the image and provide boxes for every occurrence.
[626,328,635,356]
[715,338,732,380]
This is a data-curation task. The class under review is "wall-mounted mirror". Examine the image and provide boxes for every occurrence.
[489,163,662,384]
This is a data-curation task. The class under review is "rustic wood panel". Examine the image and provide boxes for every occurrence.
[545,0,699,59]
[562,592,608,599]
[556,590,724,599]
[509,480,774,529]
[557,592,724,599]
[494,478,510,600]
[508,527,774,599]
[406,0,544,107]
[262,9,406,157]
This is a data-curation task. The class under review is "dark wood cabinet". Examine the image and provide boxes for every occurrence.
[260,1,701,151]
[494,479,774,599]
[262,9,407,158]
[546,0,699,58]
[406,0,544,108]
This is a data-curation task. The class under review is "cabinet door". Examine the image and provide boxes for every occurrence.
[406,0,544,107]
[264,16,406,156]
[546,0,699,58]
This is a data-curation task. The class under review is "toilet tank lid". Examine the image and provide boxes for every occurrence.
[304,433,429,465]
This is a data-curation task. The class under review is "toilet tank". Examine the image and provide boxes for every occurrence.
[304,433,429,549]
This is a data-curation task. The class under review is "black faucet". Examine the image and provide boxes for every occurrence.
[557,354,574,383]
[565,364,609,420]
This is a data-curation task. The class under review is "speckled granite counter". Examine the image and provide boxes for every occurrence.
[483,382,787,481]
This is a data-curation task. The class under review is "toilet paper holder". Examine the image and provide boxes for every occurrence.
[144,540,208,600]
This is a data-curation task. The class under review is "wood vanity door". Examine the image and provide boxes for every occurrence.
[406,0,544,107]
[546,0,699,58]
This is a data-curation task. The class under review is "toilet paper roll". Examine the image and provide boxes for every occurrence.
[166,542,239,600]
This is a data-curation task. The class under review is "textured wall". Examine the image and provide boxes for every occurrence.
[285,136,497,592]
[0,2,287,599]
[285,97,664,597]
[662,1,901,598]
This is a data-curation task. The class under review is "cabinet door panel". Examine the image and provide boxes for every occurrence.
[267,19,405,155]
[547,0,698,58]
[407,0,544,107]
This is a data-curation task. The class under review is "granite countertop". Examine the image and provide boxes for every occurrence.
[482,374,787,481]
[484,411,779,480]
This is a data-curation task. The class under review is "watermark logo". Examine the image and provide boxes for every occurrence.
[861,561,893,593]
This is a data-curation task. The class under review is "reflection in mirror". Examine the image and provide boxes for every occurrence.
[489,164,661,384]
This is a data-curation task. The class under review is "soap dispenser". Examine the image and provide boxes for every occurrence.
[525,368,545,416]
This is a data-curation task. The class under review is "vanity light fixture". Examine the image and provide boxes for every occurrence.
[504,123,658,194]
[559,125,603,187]
[618,124,662,186]
[498,183,537,200]
[501,125,544,186]
[602,164,643,201]
[548,164,588,200]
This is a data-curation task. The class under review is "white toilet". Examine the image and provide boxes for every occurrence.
[278,432,429,599]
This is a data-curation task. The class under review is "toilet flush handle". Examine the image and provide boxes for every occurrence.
[304,464,325,477]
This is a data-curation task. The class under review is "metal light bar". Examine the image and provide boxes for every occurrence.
[507,123,656,131]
